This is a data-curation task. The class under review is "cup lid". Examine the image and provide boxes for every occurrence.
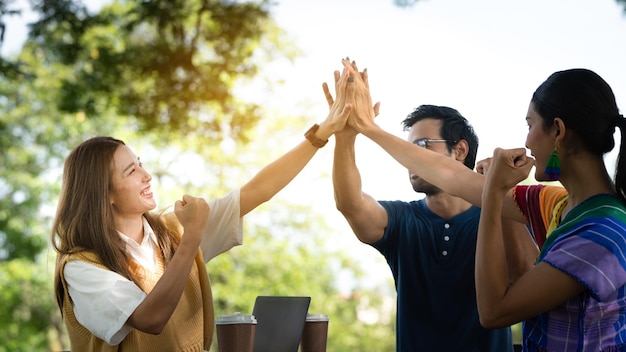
[216,312,257,325]
[306,313,329,322]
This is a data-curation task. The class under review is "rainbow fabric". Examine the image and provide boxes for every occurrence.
[514,185,626,351]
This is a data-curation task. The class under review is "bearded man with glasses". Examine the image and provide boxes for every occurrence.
[333,103,532,351]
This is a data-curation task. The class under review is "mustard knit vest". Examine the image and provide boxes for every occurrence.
[60,249,214,351]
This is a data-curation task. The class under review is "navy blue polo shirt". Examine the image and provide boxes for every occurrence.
[373,199,512,352]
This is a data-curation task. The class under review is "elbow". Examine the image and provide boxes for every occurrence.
[334,191,359,215]
[240,191,273,216]
[479,315,503,330]
[334,195,348,214]
[254,186,274,205]
[508,260,535,283]
[477,305,511,329]
[335,199,348,214]
[143,321,167,335]
[131,316,169,335]
[258,194,274,206]
[335,200,357,220]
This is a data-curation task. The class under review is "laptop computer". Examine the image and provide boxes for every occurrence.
[252,296,311,352]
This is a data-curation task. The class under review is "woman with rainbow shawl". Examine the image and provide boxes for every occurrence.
[344,65,626,351]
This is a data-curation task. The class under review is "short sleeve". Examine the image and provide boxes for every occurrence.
[514,185,568,249]
[64,260,146,345]
[542,222,626,301]
[200,189,244,262]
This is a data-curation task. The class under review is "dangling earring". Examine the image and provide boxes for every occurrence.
[544,149,560,181]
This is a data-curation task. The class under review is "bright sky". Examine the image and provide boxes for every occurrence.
[4,0,625,199]
[262,0,626,201]
[4,0,626,291]
[256,0,626,290]
[5,1,626,173]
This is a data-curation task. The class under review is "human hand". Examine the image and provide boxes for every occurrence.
[322,58,380,138]
[318,59,358,135]
[342,59,379,134]
[174,194,210,246]
[483,148,535,193]
[476,157,492,175]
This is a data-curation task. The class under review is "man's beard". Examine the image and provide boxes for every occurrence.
[411,177,443,196]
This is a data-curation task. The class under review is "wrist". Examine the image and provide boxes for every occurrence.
[359,122,380,138]
[335,129,358,143]
[304,124,329,148]
[179,233,202,252]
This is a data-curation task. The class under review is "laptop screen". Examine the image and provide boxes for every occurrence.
[252,296,311,352]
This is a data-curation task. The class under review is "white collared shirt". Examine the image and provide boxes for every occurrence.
[117,217,158,272]
[64,189,242,345]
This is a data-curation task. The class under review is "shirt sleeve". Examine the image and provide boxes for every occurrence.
[200,188,244,263]
[64,260,146,345]
[514,185,567,249]
[542,220,626,301]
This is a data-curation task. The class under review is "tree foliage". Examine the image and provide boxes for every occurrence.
[0,259,60,352]
[0,40,127,262]
[25,0,284,144]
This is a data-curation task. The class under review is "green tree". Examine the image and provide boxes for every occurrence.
[0,259,59,352]
[0,43,132,350]
[1,48,101,262]
[0,31,137,262]
[26,0,290,142]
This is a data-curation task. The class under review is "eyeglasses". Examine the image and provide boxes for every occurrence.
[413,138,454,149]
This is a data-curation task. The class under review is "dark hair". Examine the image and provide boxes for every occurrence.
[532,69,626,202]
[402,104,479,169]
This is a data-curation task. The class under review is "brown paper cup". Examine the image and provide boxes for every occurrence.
[300,313,329,352]
[216,313,257,352]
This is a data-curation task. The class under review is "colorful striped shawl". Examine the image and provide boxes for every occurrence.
[514,188,626,352]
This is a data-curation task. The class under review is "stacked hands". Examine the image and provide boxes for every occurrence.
[321,57,379,137]
[325,57,535,193]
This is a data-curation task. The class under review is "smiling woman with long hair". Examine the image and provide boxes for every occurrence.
[50,60,356,351]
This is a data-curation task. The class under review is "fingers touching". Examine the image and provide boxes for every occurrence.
[319,57,381,136]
